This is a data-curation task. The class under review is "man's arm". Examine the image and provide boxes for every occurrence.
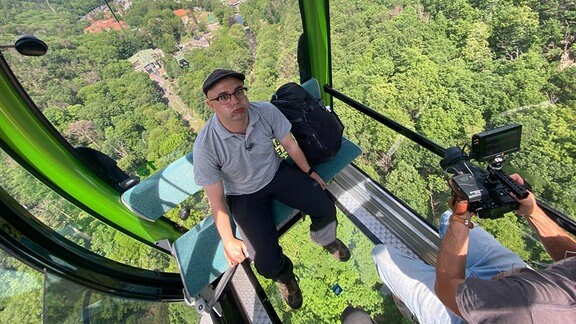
[510,174,576,261]
[278,133,325,188]
[204,181,248,266]
[434,199,470,318]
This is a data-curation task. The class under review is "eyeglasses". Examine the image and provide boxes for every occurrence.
[209,87,248,104]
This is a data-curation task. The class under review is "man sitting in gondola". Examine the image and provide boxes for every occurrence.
[193,69,351,310]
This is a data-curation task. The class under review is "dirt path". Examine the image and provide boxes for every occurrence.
[164,80,204,133]
[153,72,204,133]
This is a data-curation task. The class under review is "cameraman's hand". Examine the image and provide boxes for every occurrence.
[509,173,538,217]
[449,191,469,216]
[509,174,576,262]
[447,179,470,216]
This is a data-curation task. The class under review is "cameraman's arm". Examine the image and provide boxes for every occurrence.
[434,200,470,318]
[511,174,576,261]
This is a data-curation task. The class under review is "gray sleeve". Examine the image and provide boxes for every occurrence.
[192,141,221,187]
[268,102,292,140]
[456,278,528,322]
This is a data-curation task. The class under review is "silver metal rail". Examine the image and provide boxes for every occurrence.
[329,164,441,266]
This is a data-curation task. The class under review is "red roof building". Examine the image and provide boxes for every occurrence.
[173,9,191,25]
[173,9,187,17]
[84,18,128,33]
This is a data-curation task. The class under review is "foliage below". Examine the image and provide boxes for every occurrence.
[1,0,576,322]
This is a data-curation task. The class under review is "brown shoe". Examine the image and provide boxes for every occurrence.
[323,238,351,262]
[277,275,303,309]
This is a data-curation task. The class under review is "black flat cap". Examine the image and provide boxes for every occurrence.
[202,69,245,95]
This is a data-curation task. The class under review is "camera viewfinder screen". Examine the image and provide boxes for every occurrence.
[472,124,522,161]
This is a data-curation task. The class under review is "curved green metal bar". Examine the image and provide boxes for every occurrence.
[0,53,183,249]
[0,186,184,300]
[299,0,332,105]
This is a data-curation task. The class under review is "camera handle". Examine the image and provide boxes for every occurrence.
[489,168,529,200]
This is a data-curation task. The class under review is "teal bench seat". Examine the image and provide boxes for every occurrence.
[172,137,361,299]
[121,153,201,221]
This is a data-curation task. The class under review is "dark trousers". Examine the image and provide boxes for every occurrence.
[226,161,337,281]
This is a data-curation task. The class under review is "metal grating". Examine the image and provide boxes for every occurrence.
[330,185,418,258]
[329,164,440,265]
[230,262,272,323]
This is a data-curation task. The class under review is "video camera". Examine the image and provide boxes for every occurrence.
[440,124,529,219]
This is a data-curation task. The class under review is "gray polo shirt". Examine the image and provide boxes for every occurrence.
[457,256,576,322]
[193,102,292,195]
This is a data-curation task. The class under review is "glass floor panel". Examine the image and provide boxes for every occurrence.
[253,211,408,323]
[42,272,200,324]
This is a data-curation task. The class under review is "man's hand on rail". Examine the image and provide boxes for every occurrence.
[224,238,248,266]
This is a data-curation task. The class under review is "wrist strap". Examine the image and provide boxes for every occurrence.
[307,167,315,175]
[450,214,474,229]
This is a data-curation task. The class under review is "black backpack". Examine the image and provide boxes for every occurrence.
[271,82,344,165]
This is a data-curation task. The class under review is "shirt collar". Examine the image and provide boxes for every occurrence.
[212,104,260,139]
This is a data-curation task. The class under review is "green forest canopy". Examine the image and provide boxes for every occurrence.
[1,0,575,322]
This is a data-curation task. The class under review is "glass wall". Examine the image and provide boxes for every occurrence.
[0,148,174,271]
[0,250,43,323]
[0,249,199,324]
[3,0,575,322]
[44,272,199,323]
[329,0,576,265]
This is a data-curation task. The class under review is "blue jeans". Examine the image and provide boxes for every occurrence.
[371,211,527,324]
